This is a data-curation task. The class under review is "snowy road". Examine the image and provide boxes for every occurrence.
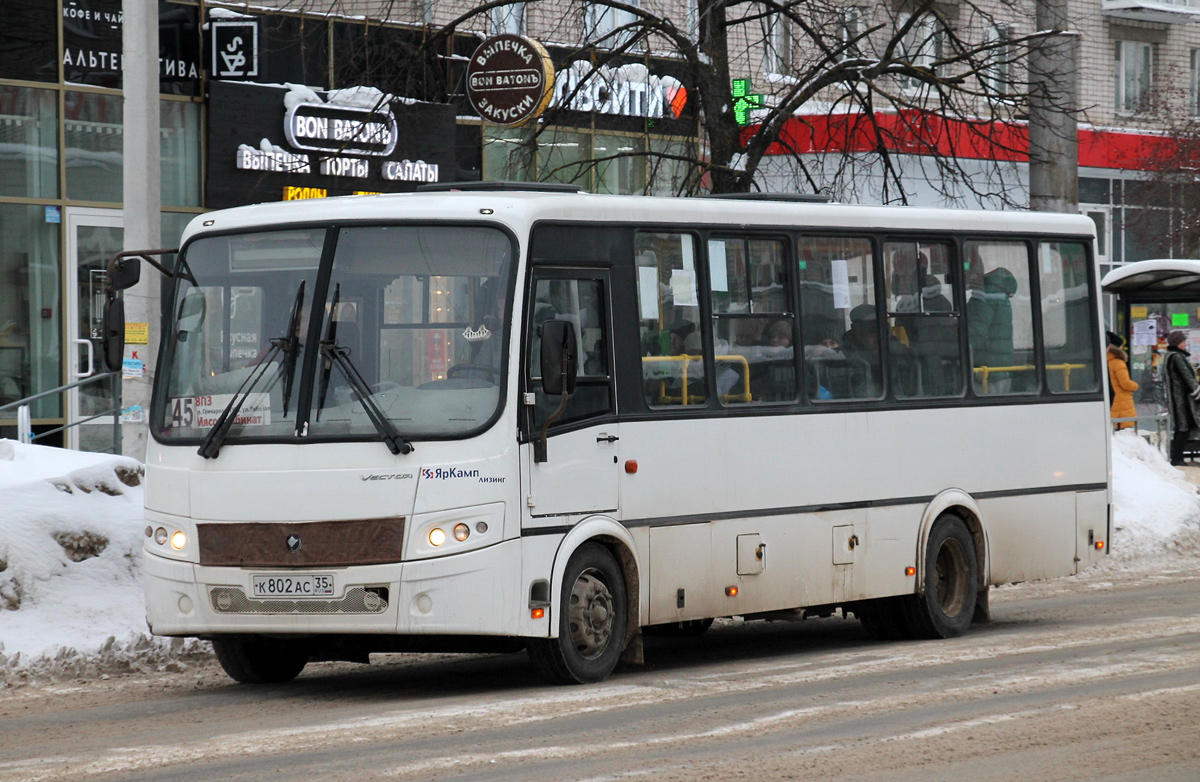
[2,555,1199,782]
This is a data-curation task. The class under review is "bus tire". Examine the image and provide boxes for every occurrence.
[643,618,714,637]
[528,543,627,685]
[856,597,910,640]
[902,514,978,639]
[212,637,309,684]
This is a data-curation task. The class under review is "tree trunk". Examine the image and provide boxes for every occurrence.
[698,0,748,192]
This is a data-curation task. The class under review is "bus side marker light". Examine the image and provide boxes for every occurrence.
[625,460,638,474]
[725,586,738,597]
[453,523,470,542]
[170,531,187,550]
[531,608,545,619]
[905,566,916,577]
[429,528,446,547]
[1096,540,1105,550]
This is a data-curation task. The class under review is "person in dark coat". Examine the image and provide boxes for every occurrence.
[967,267,1018,393]
[1160,330,1200,465]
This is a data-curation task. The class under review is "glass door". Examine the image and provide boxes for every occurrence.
[65,208,123,452]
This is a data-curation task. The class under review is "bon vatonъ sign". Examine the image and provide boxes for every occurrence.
[466,34,555,126]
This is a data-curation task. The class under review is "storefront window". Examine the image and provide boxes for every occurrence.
[483,125,535,182]
[0,0,59,83]
[539,128,589,186]
[0,85,58,199]
[161,100,201,207]
[648,137,698,196]
[0,204,61,418]
[65,91,124,203]
[593,133,644,194]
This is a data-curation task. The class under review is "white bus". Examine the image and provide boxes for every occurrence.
[126,186,1110,685]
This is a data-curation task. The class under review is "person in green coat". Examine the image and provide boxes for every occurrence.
[967,266,1019,393]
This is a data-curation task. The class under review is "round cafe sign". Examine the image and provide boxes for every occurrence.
[466,34,555,126]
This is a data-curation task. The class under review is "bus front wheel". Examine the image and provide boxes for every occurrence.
[903,514,978,639]
[212,637,309,684]
[528,543,628,685]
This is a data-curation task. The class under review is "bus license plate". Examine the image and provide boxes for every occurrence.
[251,574,335,598]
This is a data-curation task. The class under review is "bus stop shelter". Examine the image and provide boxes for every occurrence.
[1101,259,1200,438]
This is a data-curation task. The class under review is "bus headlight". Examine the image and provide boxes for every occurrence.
[154,527,168,545]
[428,528,447,547]
[453,523,470,542]
[170,531,187,550]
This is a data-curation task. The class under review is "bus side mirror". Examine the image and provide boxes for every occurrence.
[107,256,141,292]
[103,296,125,373]
[539,319,577,396]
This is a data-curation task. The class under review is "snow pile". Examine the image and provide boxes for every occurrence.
[0,441,206,686]
[1109,430,1200,560]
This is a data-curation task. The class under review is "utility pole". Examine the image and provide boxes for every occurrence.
[1028,0,1078,213]
[121,0,161,459]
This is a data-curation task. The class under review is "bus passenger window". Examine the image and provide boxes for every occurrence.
[964,241,1037,395]
[636,233,707,406]
[526,277,612,428]
[1039,242,1098,393]
[884,241,963,398]
[708,237,795,404]
[797,237,881,401]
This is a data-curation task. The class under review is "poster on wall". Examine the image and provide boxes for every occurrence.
[205,81,457,209]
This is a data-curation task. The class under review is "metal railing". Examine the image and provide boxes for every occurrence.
[1112,413,1169,453]
[0,372,122,454]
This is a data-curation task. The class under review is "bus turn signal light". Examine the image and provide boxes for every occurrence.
[1096,540,1105,550]
[531,608,545,619]
[725,586,738,597]
[905,566,916,576]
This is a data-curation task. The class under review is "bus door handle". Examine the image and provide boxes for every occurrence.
[75,338,96,379]
[596,433,619,443]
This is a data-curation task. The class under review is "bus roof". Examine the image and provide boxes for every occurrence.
[180,191,1097,247]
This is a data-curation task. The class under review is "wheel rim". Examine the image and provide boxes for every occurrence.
[568,568,615,660]
[934,538,969,618]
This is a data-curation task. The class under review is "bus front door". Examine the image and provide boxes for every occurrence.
[523,272,619,519]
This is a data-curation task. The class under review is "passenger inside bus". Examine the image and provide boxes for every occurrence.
[839,303,885,397]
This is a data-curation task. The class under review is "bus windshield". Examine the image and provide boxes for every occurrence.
[155,224,513,445]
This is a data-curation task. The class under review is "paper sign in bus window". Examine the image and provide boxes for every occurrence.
[708,240,729,292]
[638,266,659,320]
[831,259,851,309]
[670,270,699,307]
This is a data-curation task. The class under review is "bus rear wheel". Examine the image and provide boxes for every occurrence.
[902,514,978,639]
[528,543,627,685]
[212,637,309,684]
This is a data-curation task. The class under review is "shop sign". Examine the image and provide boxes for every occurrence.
[211,19,258,78]
[207,81,456,209]
[62,0,201,91]
[466,34,555,126]
[552,61,688,120]
[284,102,398,157]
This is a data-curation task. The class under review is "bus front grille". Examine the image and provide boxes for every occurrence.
[208,586,389,614]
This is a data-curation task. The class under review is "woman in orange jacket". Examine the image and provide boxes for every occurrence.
[1107,331,1138,430]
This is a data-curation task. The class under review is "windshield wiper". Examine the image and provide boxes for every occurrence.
[279,280,306,418]
[318,340,413,455]
[197,281,306,459]
[315,283,340,421]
